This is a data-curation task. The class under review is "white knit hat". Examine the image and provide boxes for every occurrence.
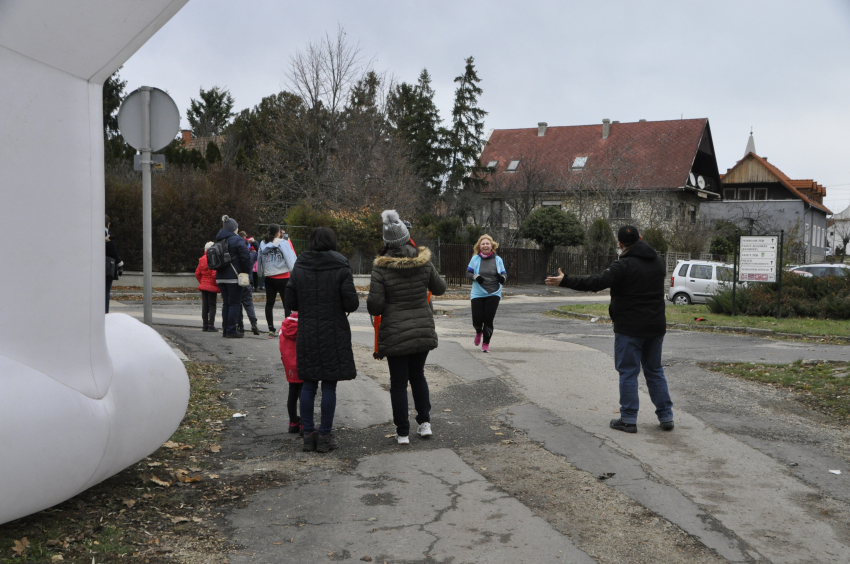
[381,210,410,247]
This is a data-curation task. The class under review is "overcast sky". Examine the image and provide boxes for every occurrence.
[120,0,850,213]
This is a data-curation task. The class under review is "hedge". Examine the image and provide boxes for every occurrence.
[706,274,850,319]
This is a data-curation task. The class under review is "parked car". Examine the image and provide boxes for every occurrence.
[668,260,735,305]
[788,264,850,278]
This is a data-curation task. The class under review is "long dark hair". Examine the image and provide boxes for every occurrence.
[263,223,280,244]
[308,227,337,252]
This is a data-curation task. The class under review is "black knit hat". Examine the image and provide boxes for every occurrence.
[617,225,640,246]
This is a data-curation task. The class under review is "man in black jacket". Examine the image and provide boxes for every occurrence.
[546,225,674,433]
[215,215,252,338]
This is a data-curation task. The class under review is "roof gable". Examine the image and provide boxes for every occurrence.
[479,118,713,191]
[722,153,831,214]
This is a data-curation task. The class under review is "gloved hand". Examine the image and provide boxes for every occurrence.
[117,261,124,277]
[497,274,506,284]
[474,274,485,284]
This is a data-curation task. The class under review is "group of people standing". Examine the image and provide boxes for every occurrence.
[195,212,673,452]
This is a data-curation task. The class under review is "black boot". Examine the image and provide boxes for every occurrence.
[251,322,260,335]
[302,431,318,452]
[316,433,339,453]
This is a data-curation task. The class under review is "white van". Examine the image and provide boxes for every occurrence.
[668,260,735,305]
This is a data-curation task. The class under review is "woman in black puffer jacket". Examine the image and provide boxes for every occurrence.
[285,227,359,453]
[367,210,447,445]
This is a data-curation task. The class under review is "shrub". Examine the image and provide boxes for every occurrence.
[105,163,260,272]
[642,227,668,253]
[519,207,585,254]
[706,273,850,319]
[585,218,616,255]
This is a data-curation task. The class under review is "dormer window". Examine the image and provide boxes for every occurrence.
[572,156,588,170]
[506,160,520,172]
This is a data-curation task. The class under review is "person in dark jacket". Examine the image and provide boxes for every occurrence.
[546,225,674,433]
[105,215,123,313]
[285,227,359,453]
[215,215,252,338]
[367,210,447,444]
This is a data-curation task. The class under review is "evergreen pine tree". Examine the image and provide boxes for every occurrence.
[187,86,235,137]
[444,57,487,196]
[102,68,135,165]
[206,140,222,164]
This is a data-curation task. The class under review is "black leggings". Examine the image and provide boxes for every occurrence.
[471,296,500,344]
[265,276,290,330]
[201,290,217,326]
[288,382,303,423]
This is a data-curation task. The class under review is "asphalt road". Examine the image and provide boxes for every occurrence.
[118,289,850,563]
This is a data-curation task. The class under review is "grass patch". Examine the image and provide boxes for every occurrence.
[0,362,283,564]
[700,360,850,424]
[551,303,850,338]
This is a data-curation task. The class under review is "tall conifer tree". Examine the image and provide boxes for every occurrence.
[444,57,487,196]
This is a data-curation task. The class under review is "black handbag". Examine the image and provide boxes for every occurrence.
[106,256,116,280]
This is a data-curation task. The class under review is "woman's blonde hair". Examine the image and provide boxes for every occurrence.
[473,234,499,254]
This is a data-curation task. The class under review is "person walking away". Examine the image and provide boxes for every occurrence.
[545,225,674,433]
[367,210,447,445]
[259,223,298,338]
[250,239,259,291]
[466,234,507,353]
[105,214,123,313]
[215,215,251,338]
[278,311,304,435]
[285,227,359,453]
[195,241,220,331]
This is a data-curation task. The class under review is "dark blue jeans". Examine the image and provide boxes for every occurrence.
[613,333,673,425]
[300,380,338,436]
[387,351,431,437]
[219,283,242,336]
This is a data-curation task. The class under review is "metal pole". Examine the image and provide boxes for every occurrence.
[141,87,153,325]
[777,230,784,320]
[732,229,739,316]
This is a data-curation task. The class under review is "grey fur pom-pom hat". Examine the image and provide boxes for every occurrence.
[222,215,238,232]
[381,210,410,247]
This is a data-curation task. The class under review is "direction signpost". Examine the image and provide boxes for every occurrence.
[732,232,785,319]
[117,87,180,325]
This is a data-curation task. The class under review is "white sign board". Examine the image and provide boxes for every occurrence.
[739,236,778,282]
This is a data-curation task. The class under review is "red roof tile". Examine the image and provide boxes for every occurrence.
[479,118,709,191]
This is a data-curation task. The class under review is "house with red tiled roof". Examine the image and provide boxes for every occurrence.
[701,133,831,261]
[476,118,721,240]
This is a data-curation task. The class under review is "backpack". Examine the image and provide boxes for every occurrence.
[206,238,231,270]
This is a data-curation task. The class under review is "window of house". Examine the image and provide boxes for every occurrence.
[689,265,713,280]
[542,201,562,208]
[572,156,588,170]
[610,202,632,220]
[486,160,498,170]
[689,205,696,224]
[506,160,520,172]
[754,188,767,200]
[738,188,751,200]
[665,201,673,221]
[723,188,736,200]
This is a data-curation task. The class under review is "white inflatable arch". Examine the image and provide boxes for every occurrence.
[0,1,192,525]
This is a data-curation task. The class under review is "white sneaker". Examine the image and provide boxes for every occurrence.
[396,434,410,445]
[417,422,432,437]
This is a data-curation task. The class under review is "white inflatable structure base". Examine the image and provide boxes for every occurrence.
[0,315,189,524]
[0,1,191,525]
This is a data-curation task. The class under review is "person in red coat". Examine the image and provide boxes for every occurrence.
[279,311,304,434]
[196,242,221,332]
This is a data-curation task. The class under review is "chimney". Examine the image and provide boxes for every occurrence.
[639,119,646,122]
[602,119,610,139]
[537,122,548,137]
[181,129,192,144]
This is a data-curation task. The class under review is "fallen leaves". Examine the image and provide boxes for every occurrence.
[51,555,64,562]
[171,516,190,524]
[163,441,180,449]
[12,537,28,556]
[149,476,172,488]
[209,445,222,453]
[123,499,136,508]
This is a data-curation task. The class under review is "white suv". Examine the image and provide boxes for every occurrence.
[668,260,735,305]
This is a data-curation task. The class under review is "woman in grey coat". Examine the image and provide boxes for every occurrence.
[367,210,446,444]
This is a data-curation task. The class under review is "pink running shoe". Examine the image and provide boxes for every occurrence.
[482,343,490,353]
[474,332,483,346]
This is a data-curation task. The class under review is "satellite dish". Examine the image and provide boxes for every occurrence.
[688,172,696,186]
[697,175,706,189]
[118,87,180,152]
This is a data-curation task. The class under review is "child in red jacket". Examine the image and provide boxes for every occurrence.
[195,242,221,332]
[279,312,303,434]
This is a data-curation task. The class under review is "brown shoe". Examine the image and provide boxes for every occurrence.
[302,431,318,452]
[316,433,339,453]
